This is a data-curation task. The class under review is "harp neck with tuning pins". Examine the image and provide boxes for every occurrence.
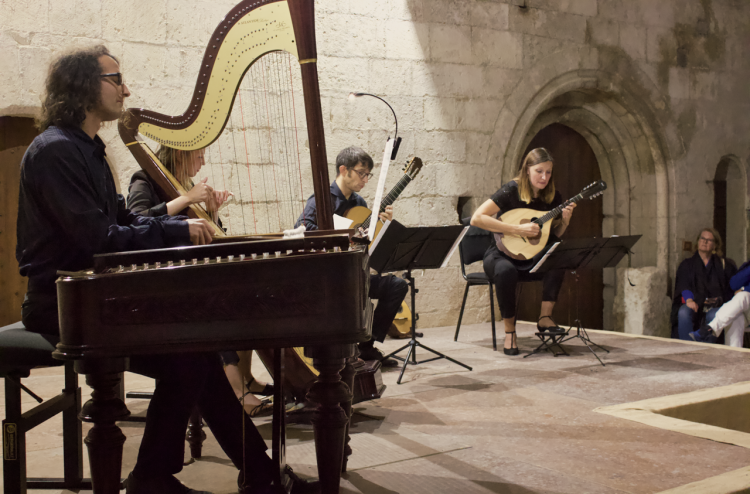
[118,0,334,238]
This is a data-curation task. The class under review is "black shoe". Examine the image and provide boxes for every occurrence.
[247,377,275,397]
[503,331,519,356]
[239,467,320,494]
[287,466,321,494]
[125,471,213,494]
[380,357,399,367]
[537,316,566,335]
[689,323,718,343]
[359,346,399,368]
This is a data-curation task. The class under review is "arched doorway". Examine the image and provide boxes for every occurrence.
[713,156,746,264]
[0,116,38,325]
[515,123,604,329]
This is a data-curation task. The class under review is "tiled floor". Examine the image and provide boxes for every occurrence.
[3,322,750,493]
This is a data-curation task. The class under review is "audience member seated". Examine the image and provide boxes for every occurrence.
[690,260,750,347]
[671,228,736,340]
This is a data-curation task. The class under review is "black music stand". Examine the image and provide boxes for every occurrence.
[526,235,641,366]
[370,221,473,384]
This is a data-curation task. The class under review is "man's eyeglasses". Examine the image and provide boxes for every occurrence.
[699,236,715,243]
[100,72,123,86]
[352,169,374,180]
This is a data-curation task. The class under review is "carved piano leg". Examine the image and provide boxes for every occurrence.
[186,408,205,459]
[339,356,356,473]
[76,359,130,494]
[305,344,356,494]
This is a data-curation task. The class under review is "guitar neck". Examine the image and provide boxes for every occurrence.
[362,174,413,229]
[535,192,587,225]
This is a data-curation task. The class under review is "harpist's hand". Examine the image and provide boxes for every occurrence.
[186,177,213,205]
[187,218,216,245]
[517,222,540,238]
[206,189,234,211]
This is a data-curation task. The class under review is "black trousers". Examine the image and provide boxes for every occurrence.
[483,247,565,319]
[22,293,273,488]
[368,273,409,343]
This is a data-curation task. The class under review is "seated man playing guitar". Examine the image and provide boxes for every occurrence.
[470,148,575,356]
[295,146,407,367]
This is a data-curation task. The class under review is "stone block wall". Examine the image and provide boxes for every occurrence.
[1,0,749,333]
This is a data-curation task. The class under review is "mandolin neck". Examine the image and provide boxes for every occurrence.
[534,192,587,226]
[362,174,413,229]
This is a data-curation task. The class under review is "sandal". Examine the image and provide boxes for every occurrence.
[537,316,565,335]
[503,331,519,356]
[247,398,274,418]
[246,377,274,397]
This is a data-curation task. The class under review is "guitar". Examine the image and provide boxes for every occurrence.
[387,301,413,339]
[496,180,607,260]
[344,157,424,241]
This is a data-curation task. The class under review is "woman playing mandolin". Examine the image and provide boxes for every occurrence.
[471,148,575,355]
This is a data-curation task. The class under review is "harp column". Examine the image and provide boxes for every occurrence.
[288,0,334,231]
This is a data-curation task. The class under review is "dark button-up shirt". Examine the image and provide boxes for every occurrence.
[294,181,367,230]
[16,125,189,293]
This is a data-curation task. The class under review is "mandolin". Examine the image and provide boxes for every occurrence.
[496,180,607,260]
[344,157,423,241]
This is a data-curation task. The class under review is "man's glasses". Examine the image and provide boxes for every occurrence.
[100,72,123,86]
[352,169,374,180]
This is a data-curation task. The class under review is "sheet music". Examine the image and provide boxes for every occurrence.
[530,242,560,273]
[333,214,354,230]
[368,220,391,255]
[440,226,469,268]
[369,138,395,241]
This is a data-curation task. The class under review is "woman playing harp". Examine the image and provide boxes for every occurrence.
[127,146,275,416]
[128,147,232,221]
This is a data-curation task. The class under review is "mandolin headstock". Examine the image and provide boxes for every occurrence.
[581,180,607,200]
[403,157,424,179]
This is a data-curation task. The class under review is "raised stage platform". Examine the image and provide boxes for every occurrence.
[3,321,750,493]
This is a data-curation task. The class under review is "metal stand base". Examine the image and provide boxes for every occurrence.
[384,270,472,384]
[560,320,609,366]
[523,332,569,359]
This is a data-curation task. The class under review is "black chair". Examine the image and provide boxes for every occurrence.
[453,220,498,350]
[0,321,92,493]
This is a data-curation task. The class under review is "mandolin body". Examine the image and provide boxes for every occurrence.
[497,208,554,260]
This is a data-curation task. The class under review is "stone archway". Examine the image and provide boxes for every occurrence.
[484,46,679,334]
[713,155,747,264]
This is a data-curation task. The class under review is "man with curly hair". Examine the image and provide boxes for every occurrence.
[16,46,318,494]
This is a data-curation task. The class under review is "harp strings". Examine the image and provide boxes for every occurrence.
[165,51,308,236]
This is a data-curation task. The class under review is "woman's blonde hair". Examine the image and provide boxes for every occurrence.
[513,148,556,204]
[695,227,723,257]
[156,146,194,187]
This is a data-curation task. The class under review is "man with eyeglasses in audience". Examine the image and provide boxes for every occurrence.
[295,146,407,366]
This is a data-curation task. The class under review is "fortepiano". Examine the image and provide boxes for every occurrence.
[54,232,372,494]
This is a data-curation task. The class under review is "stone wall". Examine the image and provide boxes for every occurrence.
[1,0,749,332]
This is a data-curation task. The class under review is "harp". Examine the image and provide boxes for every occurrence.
[118,0,334,237]
[117,0,342,406]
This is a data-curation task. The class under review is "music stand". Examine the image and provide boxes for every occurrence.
[527,235,641,366]
[370,220,473,384]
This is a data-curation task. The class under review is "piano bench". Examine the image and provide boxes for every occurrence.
[0,321,92,494]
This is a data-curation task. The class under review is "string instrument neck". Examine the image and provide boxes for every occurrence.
[361,174,413,230]
[534,193,585,226]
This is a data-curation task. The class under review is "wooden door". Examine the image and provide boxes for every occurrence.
[0,117,38,326]
[516,123,604,329]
